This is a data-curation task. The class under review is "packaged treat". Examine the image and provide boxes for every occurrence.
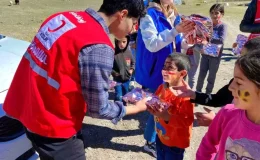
[232,34,248,55]
[122,88,152,104]
[146,95,171,111]
[182,14,213,44]
[202,43,222,57]
[108,80,117,89]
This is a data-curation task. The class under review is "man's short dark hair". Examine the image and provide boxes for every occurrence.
[99,0,146,18]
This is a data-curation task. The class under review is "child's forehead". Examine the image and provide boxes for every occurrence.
[118,37,127,41]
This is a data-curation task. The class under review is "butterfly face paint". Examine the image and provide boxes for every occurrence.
[238,90,250,102]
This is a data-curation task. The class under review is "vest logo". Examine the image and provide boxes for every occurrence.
[36,14,76,50]
[69,12,86,23]
[29,41,48,64]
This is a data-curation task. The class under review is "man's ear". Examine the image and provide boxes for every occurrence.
[117,9,128,21]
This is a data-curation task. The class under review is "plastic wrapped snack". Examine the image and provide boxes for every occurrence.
[108,80,117,89]
[146,95,171,111]
[202,43,222,57]
[122,88,152,104]
[232,34,248,55]
[182,14,213,44]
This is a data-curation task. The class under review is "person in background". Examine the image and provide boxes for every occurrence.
[170,37,260,126]
[135,0,194,156]
[3,0,147,159]
[147,53,194,160]
[240,0,260,40]
[196,51,260,160]
[196,4,227,94]
[112,36,135,103]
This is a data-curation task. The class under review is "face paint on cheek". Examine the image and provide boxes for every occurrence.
[238,90,250,102]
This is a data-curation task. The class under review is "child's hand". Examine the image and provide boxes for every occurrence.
[147,104,170,121]
[169,80,196,99]
[194,107,216,126]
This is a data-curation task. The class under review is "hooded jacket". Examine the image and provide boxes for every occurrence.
[112,36,135,82]
[135,2,184,90]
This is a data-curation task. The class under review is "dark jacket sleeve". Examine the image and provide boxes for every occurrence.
[240,0,260,33]
[130,52,135,70]
[190,79,234,107]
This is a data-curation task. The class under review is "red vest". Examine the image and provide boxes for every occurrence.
[3,11,113,138]
[249,0,260,40]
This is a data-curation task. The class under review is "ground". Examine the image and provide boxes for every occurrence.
[0,0,249,159]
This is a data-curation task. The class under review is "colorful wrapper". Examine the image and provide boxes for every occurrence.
[108,80,117,89]
[232,34,248,55]
[202,43,222,57]
[122,88,152,104]
[146,95,171,111]
[182,14,213,44]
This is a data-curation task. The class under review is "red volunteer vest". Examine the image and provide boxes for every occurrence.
[3,11,113,138]
[249,0,260,40]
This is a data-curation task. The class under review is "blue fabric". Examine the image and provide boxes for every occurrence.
[114,81,130,102]
[156,136,185,160]
[144,114,156,143]
[174,15,183,53]
[135,8,181,90]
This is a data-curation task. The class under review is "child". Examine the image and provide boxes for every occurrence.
[196,4,227,94]
[196,51,260,160]
[112,36,135,103]
[147,53,194,160]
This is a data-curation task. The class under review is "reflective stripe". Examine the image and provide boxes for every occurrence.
[24,52,60,90]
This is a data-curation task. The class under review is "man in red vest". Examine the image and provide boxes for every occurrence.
[240,0,260,39]
[3,0,147,159]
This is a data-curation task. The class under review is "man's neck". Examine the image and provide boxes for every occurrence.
[97,12,114,32]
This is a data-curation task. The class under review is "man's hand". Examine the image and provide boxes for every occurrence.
[194,107,216,126]
[169,80,196,99]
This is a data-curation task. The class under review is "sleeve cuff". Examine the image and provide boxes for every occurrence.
[111,101,126,125]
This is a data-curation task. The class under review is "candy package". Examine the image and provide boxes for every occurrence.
[182,14,213,44]
[232,34,248,55]
[122,88,152,104]
[108,80,117,89]
[202,43,222,57]
[146,95,171,111]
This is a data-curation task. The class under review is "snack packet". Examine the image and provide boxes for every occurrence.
[182,14,213,44]
[232,34,248,55]
[108,80,117,89]
[202,43,222,57]
[146,95,171,111]
[122,88,152,104]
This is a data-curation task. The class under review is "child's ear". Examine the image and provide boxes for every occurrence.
[180,70,188,78]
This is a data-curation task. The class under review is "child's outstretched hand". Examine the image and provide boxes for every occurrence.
[194,107,216,126]
[169,80,196,99]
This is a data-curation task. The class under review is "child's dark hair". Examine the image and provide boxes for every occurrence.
[99,0,146,18]
[236,51,260,88]
[244,37,260,52]
[114,35,130,53]
[210,4,224,15]
[167,53,191,79]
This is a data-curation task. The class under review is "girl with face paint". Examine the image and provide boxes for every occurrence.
[197,51,260,160]
[196,4,227,95]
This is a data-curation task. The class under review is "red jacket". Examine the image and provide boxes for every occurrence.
[4,11,113,138]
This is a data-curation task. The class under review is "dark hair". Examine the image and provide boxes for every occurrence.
[210,4,224,15]
[114,35,130,53]
[244,37,260,52]
[167,53,191,79]
[99,0,146,18]
[236,50,260,88]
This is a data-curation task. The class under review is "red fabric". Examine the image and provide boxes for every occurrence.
[4,11,113,138]
[249,0,260,40]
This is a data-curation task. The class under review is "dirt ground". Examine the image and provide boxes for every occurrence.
[0,0,250,159]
